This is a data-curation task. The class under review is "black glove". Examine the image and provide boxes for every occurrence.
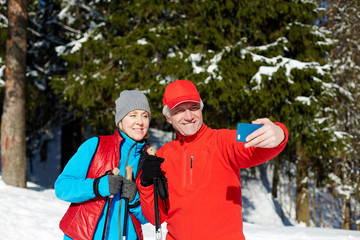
[108,175,124,195]
[141,155,164,186]
[121,178,137,202]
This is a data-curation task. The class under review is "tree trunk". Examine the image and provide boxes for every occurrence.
[295,142,311,226]
[341,198,352,230]
[1,0,27,188]
[287,157,293,218]
[357,185,360,230]
[311,177,317,227]
[272,157,279,199]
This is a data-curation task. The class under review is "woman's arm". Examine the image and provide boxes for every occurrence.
[54,137,111,203]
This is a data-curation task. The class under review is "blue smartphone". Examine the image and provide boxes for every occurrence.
[236,123,263,142]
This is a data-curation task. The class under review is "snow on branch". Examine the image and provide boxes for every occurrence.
[247,52,331,91]
[55,25,104,56]
[0,13,7,27]
[0,63,5,86]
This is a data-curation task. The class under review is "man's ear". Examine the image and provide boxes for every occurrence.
[165,115,172,124]
[118,122,123,130]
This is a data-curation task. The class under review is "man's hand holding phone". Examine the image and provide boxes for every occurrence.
[238,118,285,148]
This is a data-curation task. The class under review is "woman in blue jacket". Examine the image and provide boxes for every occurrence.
[55,90,150,240]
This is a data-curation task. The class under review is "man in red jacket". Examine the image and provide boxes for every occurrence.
[137,80,288,240]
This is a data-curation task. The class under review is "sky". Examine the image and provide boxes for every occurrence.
[1,128,360,239]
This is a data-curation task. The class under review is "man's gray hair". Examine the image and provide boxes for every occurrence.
[162,100,204,118]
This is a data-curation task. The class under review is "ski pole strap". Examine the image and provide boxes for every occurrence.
[146,147,163,240]
[154,175,169,200]
[93,170,114,198]
[123,165,133,240]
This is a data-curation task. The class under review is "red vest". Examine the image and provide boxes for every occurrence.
[59,131,143,240]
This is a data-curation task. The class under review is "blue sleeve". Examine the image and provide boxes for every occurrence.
[129,192,149,224]
[54,137,111,203]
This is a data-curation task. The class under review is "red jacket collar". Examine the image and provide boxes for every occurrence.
[176,123,207,143]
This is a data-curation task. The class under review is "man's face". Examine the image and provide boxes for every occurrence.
[166,102,203,136]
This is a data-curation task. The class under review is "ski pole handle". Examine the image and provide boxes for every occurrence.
[125,165,133,180]
[147,146,156,156]
[110,167,121,198]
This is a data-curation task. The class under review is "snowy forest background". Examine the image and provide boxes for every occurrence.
[0,0,359,232]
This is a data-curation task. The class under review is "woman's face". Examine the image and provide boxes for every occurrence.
[119,110,150,141]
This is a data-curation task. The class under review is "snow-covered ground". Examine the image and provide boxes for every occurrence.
[1,177,360,240]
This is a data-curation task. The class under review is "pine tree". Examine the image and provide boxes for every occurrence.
[50,0,124,134]
[26,0,75,169]
[27,0,68,131]
[322,0,360,230]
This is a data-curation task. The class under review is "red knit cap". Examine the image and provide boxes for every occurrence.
[163,80,201,109]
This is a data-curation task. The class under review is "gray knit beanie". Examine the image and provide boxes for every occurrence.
[115,90,151,126]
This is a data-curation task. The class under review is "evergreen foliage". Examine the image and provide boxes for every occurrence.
[0,0,7,109]
[26,0,69,134]
[51,0,345,161]
[51,1,338,134]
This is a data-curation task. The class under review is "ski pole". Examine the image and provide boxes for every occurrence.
[122,165,133,240]
[102,167,120,240]
[147,147,162,240]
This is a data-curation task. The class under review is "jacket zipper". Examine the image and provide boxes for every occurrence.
[124,143,137,178]
[190,156,193,185]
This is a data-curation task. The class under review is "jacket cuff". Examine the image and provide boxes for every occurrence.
[93,175,110,197]
[274,122,289,149]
